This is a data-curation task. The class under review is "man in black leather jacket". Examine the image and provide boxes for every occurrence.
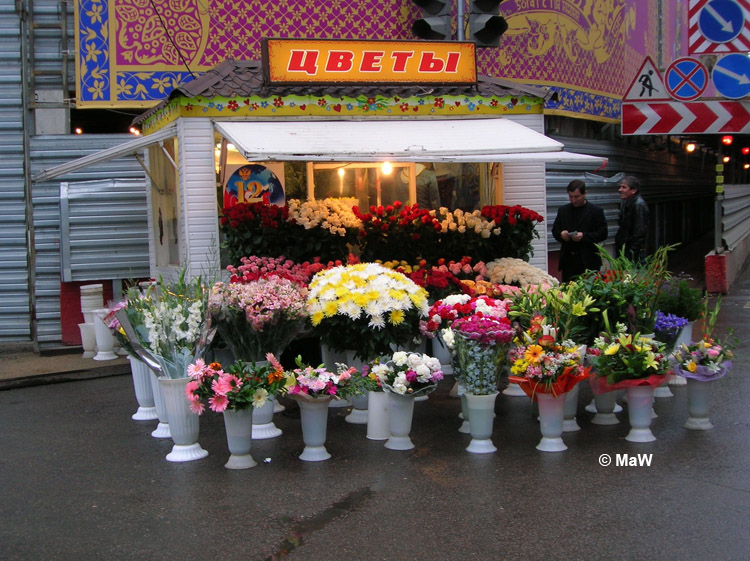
[615,175,649,262]
[552,180,608,282]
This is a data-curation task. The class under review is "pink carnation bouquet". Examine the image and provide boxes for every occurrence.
[282,355,361,403]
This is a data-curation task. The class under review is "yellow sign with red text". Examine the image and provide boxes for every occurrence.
[263,39,477,85]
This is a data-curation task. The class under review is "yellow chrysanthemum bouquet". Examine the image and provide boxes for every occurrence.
[307,263,430,361]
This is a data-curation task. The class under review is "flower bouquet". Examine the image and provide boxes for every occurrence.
[508,315,590,399]
[485,257,558,288]
[208,277,308,364]
[453,315,515,395]
[672,298,734,381]
[369,351,444,397]
[653,311,689,353]
[287,197,362,262]
[307,263,429,361]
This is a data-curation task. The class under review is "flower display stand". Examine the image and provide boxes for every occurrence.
[366,391,390,441]
[684,378,714,430]
[297,396,333,461]
[625,386,657,442]
[536,392,567,452]
[384,392,416,450]
[127,356,157,421]
[222,408,257,469]
[159,377,208,462]
[563,383,581,432]
[464,392,498,454]
[252,397,282,439]
[149,372,171,438]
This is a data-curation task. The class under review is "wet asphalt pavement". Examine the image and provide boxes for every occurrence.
[2,271,750,561]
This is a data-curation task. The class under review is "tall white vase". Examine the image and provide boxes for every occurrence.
[669,322,694,386]
[503,381,527,396]
[384,392,416,450]
[159,377,208,462]
[78,322,97,359]
[563,383,581,432]
[653,377,674,398]
[684,378,714,430]
[321,345,350,408]
[92,308,117,361]
[298,397,332,461]
[536,392,567,452]
[149,372,171,438]
[345,393,369,424]
[625,385,657,442]
[127,356,157,421]
[432,335,453,374]
[252,396,282,439]
[591,390,620,425]
[222,408,257,469]
[458,393,471,434]
[464,392,498,454]
[367,391,390,440]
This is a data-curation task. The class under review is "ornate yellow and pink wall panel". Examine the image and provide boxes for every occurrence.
[76,0,671,121]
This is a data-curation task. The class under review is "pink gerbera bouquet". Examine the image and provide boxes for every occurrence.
[283,355,361,402]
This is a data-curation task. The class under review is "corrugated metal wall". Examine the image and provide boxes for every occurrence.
[546,132,716,257]
[503,114,547,270]
[0,1,29,342]
[722,185,750,251]
[30,135,147,345]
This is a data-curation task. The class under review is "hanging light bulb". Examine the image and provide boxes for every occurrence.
[723,156,731,163]
[382,161,393,175]
[337,168,345,178]
[685,142,696,153]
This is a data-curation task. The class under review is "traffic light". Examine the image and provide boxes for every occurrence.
[411,0,452,40]
[468,0,508,47]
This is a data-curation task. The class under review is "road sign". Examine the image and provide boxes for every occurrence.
[622,101,750,135]
[622,56,671,102]
[699,0,743,42]
[713,53,750,98]
[665,57,709,101]
[689,0,750,53]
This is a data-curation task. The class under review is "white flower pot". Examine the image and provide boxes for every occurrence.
[536,392,567,452]
[685,378,714,430]
[458,393,471,434]
[92,308,117,361]
[503,381,527,397]
[149,372,171,438]
[127,356,157,421]
[432,335,453,374]
[78,322,97,359]
[222,408,257,469]
[625,385,657,442]
[159,377,208,462]
[563,383,581,432]
[298,397,332,461]
[252,396,282,439]
[591,391,620,425]
[653,376,674,398]
[366,391,390,441]
[384,391,416,450]
[345,392,369,424]
[464,392,499,454]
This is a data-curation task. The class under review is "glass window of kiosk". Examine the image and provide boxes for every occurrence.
[147,137,181,267]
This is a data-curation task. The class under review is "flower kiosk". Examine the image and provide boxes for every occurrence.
[31,39,604,282]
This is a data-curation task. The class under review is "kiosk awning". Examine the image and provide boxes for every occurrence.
[213,118,605,164]
[32,124,178,183]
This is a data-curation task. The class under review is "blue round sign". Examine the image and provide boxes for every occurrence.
[713,53,750,99]
[224,164,285,207]
[699,0,743,44]
[665,57,709,101]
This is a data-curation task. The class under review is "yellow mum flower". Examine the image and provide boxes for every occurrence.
[323,301,339,317]
[389,309,405,325]
[353,293,370,307]
[311,311,325,326]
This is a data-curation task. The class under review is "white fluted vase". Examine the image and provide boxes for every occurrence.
[92,308,117,361]
[458,393,471,434]
[159,377,208,462]
[563,383,581,432]
[298,396,333,461]
[252,396,282,439]
[464,392,498,454]
[78,322,97,358]
[591,391,620,425]
[625,385,657,442]
[222,408,257,469]
[149,372,171,438]
[345,393,369,424]
[669,322,694,386]
[685,378,714,430]
[321,344,351,409]
[128,356,157,421]
[433,335,453,374]
[536,392,567,452]
[384,392,416,450]
[366,391,390,440]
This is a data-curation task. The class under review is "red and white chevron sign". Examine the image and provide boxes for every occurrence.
[622,101,750,135]
[689,0,750,53]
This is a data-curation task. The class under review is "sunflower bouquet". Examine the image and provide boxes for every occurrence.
[307,263,429,361]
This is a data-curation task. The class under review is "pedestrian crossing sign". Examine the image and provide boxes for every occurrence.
[622,57,671,102]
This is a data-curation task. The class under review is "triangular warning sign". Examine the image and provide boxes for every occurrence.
[622,56,671,102]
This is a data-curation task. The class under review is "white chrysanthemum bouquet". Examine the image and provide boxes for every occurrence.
[307,263,429,361]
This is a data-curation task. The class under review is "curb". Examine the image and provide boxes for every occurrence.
[0,364,131,391]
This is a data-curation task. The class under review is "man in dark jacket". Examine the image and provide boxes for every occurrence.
[552,180,608,282]
[614,175,649,261]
